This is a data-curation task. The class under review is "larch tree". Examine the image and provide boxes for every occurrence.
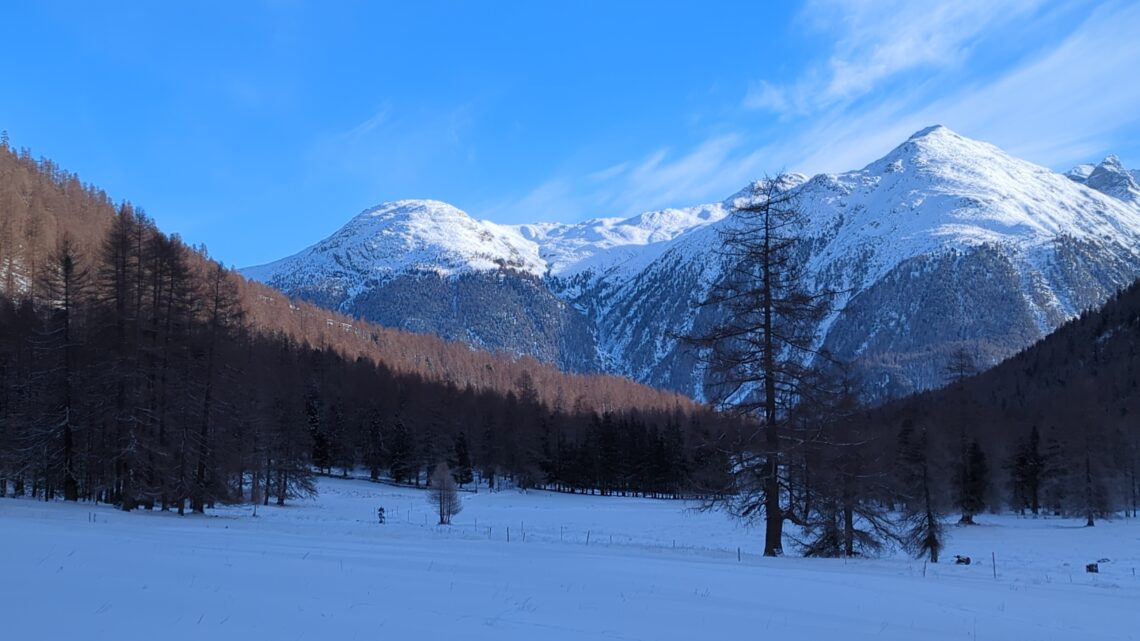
[190,263,244,513]
[34,236,90,501]
[796,371,894,558]
[686,175,831,557]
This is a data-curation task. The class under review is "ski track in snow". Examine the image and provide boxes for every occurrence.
[2,476,1137,641]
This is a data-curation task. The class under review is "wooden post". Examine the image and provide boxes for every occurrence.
[992,552,997,579]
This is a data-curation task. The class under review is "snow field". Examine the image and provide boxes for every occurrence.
[2,476,1138,640]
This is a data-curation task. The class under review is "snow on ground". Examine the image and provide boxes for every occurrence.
[2,476,1138,640]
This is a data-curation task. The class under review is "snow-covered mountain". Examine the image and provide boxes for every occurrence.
[1066,155,1140,203]
[244,126,1140,399]
[241,200,545,301]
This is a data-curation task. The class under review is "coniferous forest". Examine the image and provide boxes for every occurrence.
[0,141,730,510]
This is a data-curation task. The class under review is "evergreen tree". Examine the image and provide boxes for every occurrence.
[450,431,474,487]
[957,440,989,524]
[899,423,945,563]
[388,420,415,484]
[1009,425,1043,515]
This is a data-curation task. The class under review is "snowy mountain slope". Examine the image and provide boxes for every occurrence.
[515,202,731,278]
[244,127,1140,398]
[1067,155,1140,203]
[242,199,546,306]
[573,126,1140,396]
[241,200,732,371]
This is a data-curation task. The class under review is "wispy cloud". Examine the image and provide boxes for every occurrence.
[309,100,481,201]
[487,135,773,223]
[746,0,1045,116]
[786,0,1140,173]
[344,104,391,141]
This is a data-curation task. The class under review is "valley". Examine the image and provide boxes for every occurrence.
[2,476,1136,641]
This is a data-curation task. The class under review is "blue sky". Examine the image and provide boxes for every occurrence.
[3,1,1140,267]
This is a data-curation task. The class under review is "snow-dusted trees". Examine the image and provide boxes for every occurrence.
[687,175,831,557]
[428,462,462,525]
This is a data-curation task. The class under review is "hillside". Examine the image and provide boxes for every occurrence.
[881,275,1140,442]
[0,141,698,415]
[0,139,737,516]
[866,276,1140,518]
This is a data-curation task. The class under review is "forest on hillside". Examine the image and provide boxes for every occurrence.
[0,138,699,415]
[0,139,732,511]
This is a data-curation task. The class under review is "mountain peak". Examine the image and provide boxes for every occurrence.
[1082,154,1140,203]
[867,125,1005,177]
[907,124,953,141]
[356,199,470,222]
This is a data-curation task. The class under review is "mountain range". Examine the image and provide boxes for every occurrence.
[243,126,1140,400]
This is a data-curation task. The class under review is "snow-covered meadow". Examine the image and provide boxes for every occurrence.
[2,476,1137,640]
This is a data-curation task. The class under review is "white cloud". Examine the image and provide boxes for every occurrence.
[587,161,629,183]
[488,135,775,223]
[750,0,1045,115]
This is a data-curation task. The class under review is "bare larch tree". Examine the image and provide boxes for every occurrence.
[687,174,831,557]
[428,462,462,525]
